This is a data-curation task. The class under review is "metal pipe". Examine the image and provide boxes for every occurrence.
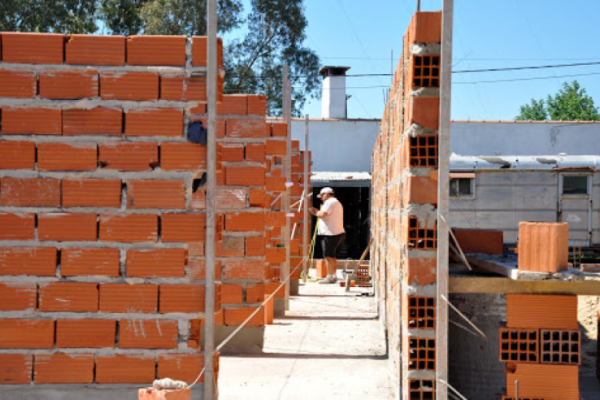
[437,1,454,399]
[303,114,310,283]
[204,0,218,397]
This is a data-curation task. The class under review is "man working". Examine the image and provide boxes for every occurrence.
[310,187,345,284]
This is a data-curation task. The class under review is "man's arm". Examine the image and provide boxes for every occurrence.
[310,207,330,218]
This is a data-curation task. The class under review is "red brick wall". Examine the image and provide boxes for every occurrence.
[370,12,441,398]
[0,32,272,388]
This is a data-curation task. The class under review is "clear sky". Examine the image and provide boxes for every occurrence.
[291,0,600,121]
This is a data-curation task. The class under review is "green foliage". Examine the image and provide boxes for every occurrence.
[0,0,98,33]
[515,98,547,121]
[515,81,600,121]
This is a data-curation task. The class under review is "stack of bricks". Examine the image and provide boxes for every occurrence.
[501,294,580,399]
[0,31,278,392]
[370,11,441,399]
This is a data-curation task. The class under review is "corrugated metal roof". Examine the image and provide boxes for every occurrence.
[450,154,600,171]
[311,171,371,181]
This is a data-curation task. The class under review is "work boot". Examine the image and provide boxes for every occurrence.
[318,276,337,284]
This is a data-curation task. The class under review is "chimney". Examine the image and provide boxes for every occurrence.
[319,66,350,119]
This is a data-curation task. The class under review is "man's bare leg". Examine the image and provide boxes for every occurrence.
[326,257,337,278]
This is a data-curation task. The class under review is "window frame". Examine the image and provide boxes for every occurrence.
[560,174,590,198]
[449,173,476,200]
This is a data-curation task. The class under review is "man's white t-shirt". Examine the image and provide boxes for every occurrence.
[317,197,345,236]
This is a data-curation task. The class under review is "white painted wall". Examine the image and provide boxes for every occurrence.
[290,118,380,172]
[450,122,600,156]
[321,75,347,119]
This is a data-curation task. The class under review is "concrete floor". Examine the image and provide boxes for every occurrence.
[218,280,397,400]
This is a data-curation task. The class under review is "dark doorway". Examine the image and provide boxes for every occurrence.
[311,186,370,260]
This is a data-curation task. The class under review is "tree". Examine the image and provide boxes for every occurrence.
[102,0,319,116]
[515,81,600,121]
[0,0,98,33]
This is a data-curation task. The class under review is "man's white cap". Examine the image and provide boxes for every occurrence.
[317,187,334,198]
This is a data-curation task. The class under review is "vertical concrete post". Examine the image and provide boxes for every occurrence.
[437,0,454,399]
[204,0,218,398]
[303,114,310,283]
[282,66,291,310]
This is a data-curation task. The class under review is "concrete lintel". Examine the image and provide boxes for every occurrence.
[450,276,600,295]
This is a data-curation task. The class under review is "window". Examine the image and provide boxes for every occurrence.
[562,175,588,195]
[449,178,473,197]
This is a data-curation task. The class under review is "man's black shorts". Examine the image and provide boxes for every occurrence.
[319,233,346,258]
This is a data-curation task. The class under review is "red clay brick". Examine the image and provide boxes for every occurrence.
[225,212,265,232]
[99,142,159,171]
[505,363,578,400]
[0,178,60,207]
[452,228,503,255]
[245,236,266,257]
[192,36,223,68]
[0,247,57,275]
[0,319,54,349]
[507,294,577,330]
[249,189,270,208]
[247,95,267,115]
[221,284,243,304]
[223,259,266,280]
[404,174,438,205]
[162,213,206,242]
[127,35,186,66]
[159,284,205,313]
[404,257,437,286]
[0,213,35,240]
[225,166,266,186]
[217,95,247,115]
[127,180,186,209]
[224,307,264,327]
[56,319,116,348]
[161,142,206,170]
[38,213,97,241]
[65,34,126,66]
[266,176,286,192]
[34,354,94,384]
[195,188,247,211]
[126,249,186,278]
[0,354,32,384]
[62,179,121,208]
[220,143,245,162]
[0,141,35,170]
[63,107,123,136]
[271,122,287,137]
[96,355,156,384]
[246,284,265,303]
[126,108,183,137]
[157,354,206,384]
[61,248,120,277]
[0,283,36,311]
[99,283,158,313]
[266,247,285,263]
[2,32,64,64]
[161,76,207,101]
[39,282,98,312]
[518,222,569,273]
[39,70,98,100]
[101,72,159,101]
[99,214,158,242]
[189,259,222,281]
[119,319,178,349]
[2,107,61,135]
[227,119,268,138]
[37,142,97,171]
[246,143,266,162]
[266,140,287,155]
[0,70,36,98]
